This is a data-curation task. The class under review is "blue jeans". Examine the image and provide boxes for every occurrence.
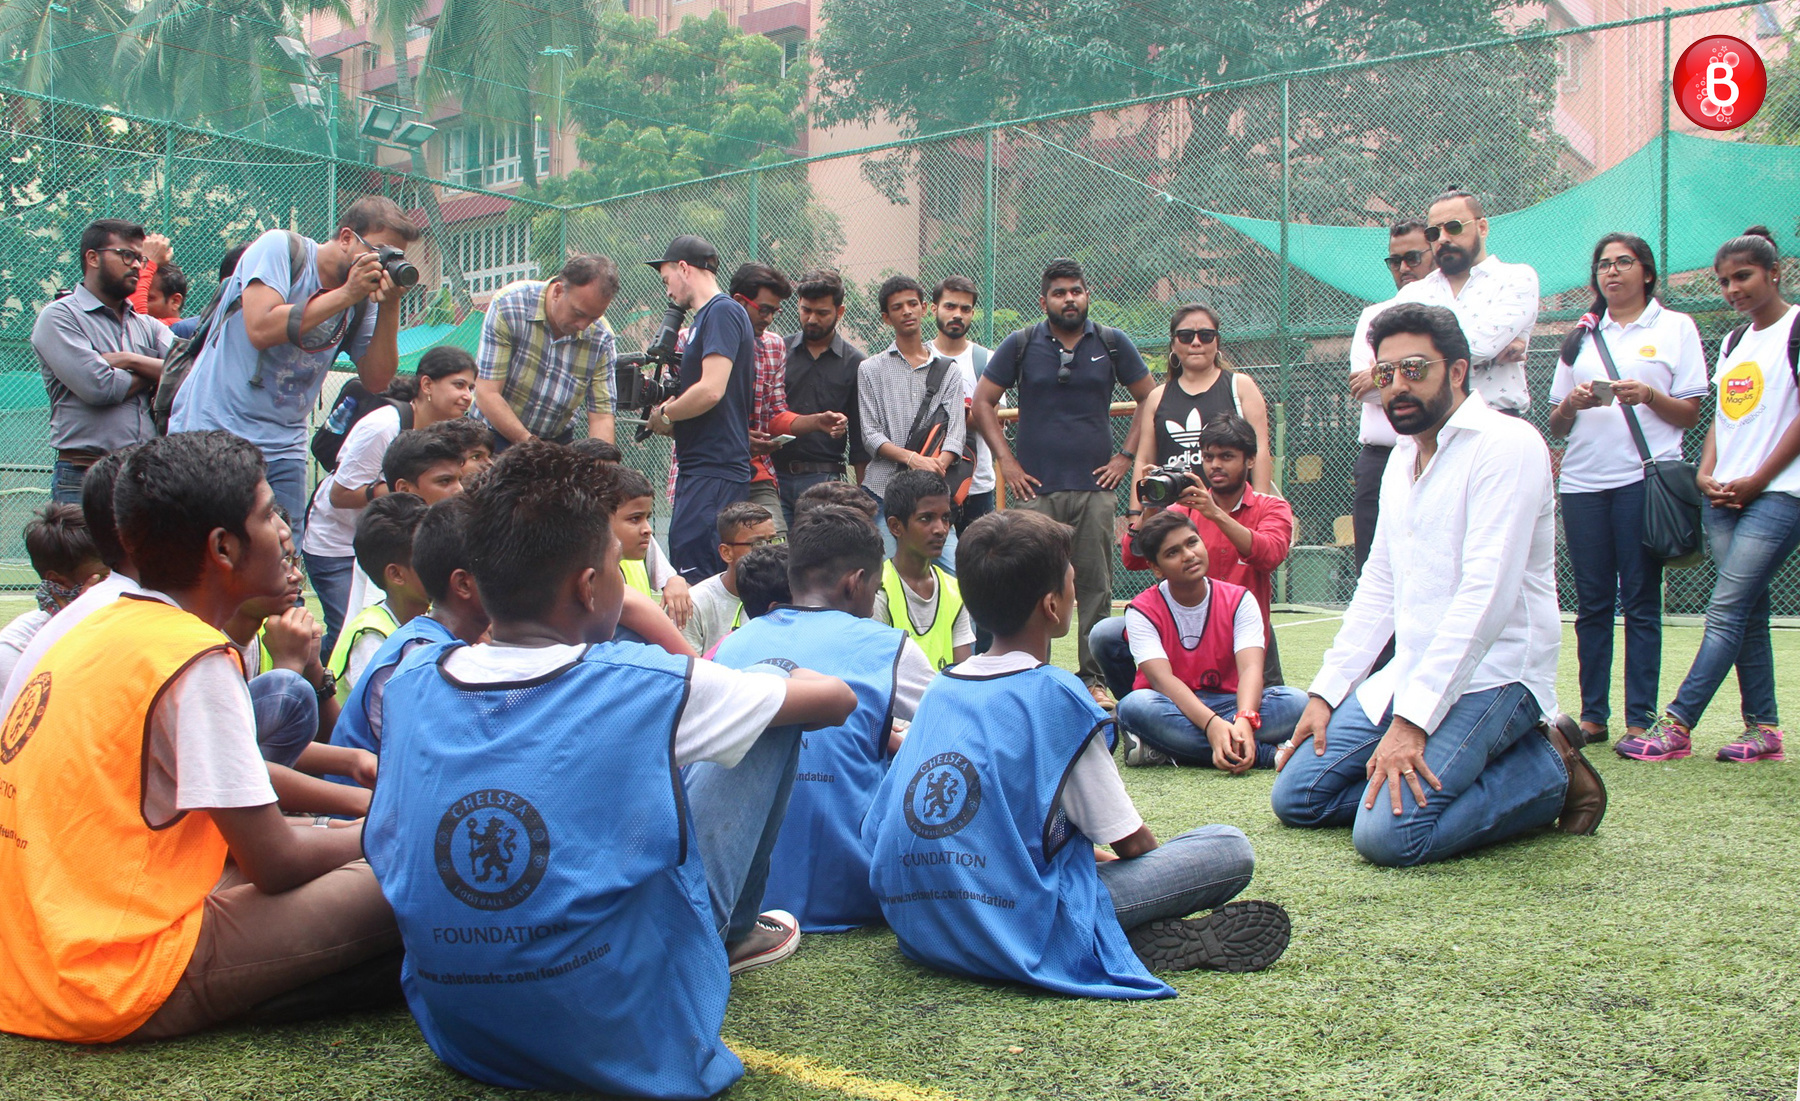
[1096,824,1255,930]
[265,456,310,548]
[777,469,843,531]
[1117,685,1309,769]
[1668,492,1800,728]
[50,460,88,505]
[303,551,357,662]
[1562,483,1663,730]
[681,722,804,944]
[872,492,958,574]
[250,669,318,768]
[1090,615,1136,702]
[1269,683,1567,867]
[955,490,996,652]
[670,473,751,584]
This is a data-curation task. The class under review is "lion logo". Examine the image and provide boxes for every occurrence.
[0,673,50,765]
[435,789,550,910]
[903,752,981,840]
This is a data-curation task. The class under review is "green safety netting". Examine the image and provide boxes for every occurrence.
[1210,133,1800,302]
[331,310,486,374]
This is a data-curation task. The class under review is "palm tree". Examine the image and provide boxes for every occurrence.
[0,0,131,106]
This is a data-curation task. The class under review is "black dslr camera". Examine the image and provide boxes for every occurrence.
[374,245,419,288]
[614,301,689,441]
[1136,465,1201,507]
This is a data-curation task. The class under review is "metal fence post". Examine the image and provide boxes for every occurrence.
[1276,78,1291,485]
[161,128,173,230]
[1660,7,1672,271]
[984,128,998,348]
[558,206,568,263]
[747,171,760,261]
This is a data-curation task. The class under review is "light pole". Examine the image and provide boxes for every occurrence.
[540,45,574,176]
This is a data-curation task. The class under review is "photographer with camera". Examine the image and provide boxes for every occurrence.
[643,235,757,582]
[473,254,620,453]
[169,197,419,540]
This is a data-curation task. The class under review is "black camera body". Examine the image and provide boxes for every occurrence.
[374,245,419,288]
[615,301,689,440]
[1136,465,1201,507]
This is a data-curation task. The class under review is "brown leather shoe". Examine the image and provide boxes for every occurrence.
[1545,713,1606,835]
[1087,682,1117,712]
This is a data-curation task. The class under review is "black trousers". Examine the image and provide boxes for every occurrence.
[1352,443,1392,576]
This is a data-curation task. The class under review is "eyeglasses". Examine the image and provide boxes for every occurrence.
[1595,256,1641,274]
[1057,347,1076,385]
[741,300,782,319]
[1173,327,1218,345]
[281,550,304,571]
[1373,356,1447,387]
[1424,220,1468,243]
[725,534,787,549]
[1384,249,1429,270]
[94,246,146,265]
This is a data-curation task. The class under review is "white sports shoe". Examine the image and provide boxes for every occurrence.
[1121,731,1173,767]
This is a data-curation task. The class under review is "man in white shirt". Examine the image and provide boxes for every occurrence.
[929,275,996,532]
[1270,303,1605,867]
[1395,189,1538,415]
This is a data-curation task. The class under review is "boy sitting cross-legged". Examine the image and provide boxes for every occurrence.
[363,440,855,1097]
[1114,509,1308,772]
[712,505,937,932]
[681,502,779,655]
[865,510,1290,996]
[328,492,431,699]
[876,470,974,670]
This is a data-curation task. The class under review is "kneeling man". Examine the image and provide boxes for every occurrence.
[1270,303,1604,866]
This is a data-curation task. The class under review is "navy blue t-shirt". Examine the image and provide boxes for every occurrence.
[983,321,1150,494]
[674,292,755,481]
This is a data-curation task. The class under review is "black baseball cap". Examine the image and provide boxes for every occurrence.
[644,234,720,272]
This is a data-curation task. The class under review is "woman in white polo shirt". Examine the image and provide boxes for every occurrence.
[1548,234,1707,746]
[1619,227,1800,764]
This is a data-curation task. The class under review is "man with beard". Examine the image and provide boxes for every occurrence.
[778,269,865,529]
[974,258,1156,710]
[929,275,995,533]
[31,220,174,503]
[1269,303,1604,866]
[1394,189,1539,415]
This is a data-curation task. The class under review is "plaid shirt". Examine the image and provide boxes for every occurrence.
[474,280,616,439]
[669,328,789,492]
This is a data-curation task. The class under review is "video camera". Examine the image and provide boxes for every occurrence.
[1136,465,1201,507]
[614,301,689,441]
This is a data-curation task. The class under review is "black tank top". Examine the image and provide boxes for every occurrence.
[1152,370,1239,473]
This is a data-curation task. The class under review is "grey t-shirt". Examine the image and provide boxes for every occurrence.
[680,573,744,655]
[31,285,171,452]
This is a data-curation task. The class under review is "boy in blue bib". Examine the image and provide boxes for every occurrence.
[714,505,936,931]
[364,441,856,1097]
[866,509,1291,996]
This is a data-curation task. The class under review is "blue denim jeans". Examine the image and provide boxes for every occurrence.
[681,722,804,944]
[1090,615,1136,701]
[776,470,843,531]
[1561,482,1663,730]
[1668,492,1800,728]
[249,669,319,769]
[50,460,88,505]
[303,551,357,662]
[1269,683,1566,867]
[265,456,311,548]
[1096,824,1255,930]
[1117,685,1309,769]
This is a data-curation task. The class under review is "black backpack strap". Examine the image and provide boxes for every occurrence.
[397,399,415,431]
[1787,315,1800,390]
[904,356,954,449]
[1722,321,1750,359]
[1098,325,1124,372]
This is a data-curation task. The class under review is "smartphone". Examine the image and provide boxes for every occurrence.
[1590,378,1615,405]
[770,434,798,447]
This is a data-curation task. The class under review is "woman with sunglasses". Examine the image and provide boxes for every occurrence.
[1129,304,1273,507]
[1618,227,1800,764]
[1547,235,1706,747]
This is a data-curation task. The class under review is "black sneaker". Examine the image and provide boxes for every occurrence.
[1127,900,1291,973]
[727,910,801,976]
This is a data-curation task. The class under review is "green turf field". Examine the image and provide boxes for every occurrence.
[1,607,1795,1101]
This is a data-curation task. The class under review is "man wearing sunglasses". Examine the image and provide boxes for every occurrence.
[1271,302,1605,866]
[32,220,175,504]
[1392,188,1539,417]
[171,197,419,543]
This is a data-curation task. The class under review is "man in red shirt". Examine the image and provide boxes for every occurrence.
[1095,414,1294,719]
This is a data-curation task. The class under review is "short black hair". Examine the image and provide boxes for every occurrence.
[410,494,475,605]
[788,504,882,592]
[1367,302,1472,394]
[81,448,133,570]
[570,437,624,464]
[464,440,626,622]
[878,275,926,315]
[339,195,422,243]
[1135,507,1197,564]
[730,262,792,301]
[796,268,845,306]
[1564,233,1661,364]
[80,219,145,272]
[795,480,878,523]
[153,261,188,301]
[428,417,488,462]
[24,503,98,578]
[735,544,790,620]
[1198,412,1257,458]
[931,274,978,304]
[383,427,466,488]
[115,431,266,593]
[717,501,772,542]
[1390,218,1429,239]
[883,469,950,529]
[612,464,653,503]
[956,510,1071,637]
[1428,187,1484,219]
[353,491,429,583]
[1040,257,1084,296]
[218,243,249,283]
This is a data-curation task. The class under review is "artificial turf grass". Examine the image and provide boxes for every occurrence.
[1,615,1796,1101]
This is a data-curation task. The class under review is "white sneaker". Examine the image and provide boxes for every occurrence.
[727,909,801,976]
[1121,732,1172,767]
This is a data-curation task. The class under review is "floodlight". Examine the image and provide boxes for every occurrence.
[392,120,439,148]
[360,102,404,140]
[290,83,324,111]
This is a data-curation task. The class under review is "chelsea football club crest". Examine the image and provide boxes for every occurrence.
[435,789,551,911]
[903,752,981,840]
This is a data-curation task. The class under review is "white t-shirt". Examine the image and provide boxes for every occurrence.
[1349,298,1400,449]
[1124,580,1266,667]
[680,573,743,655]
[303,404,404,558]
[1549,301,1709,494]
[0,571,139,715]
[935,339,996,494]
[953,651,1142,845]
[0,609,51,687]
[1713,304,1800,495]
[873,575,976,650]
[441,642,790,769]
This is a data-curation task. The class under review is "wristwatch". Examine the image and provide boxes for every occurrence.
[1239,710,1262,731]
[655,407,675,430]
[311,669,337,702]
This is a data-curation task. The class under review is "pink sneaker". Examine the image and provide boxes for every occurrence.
[1717,725,1785,762]
[1615,716,1692,761]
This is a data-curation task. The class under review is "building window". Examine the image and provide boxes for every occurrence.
[440,123,551,189]
[406,23,429,43]
[363,46,381,71]
[450,219,536,295]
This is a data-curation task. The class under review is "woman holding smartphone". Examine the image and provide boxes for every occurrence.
[1548,234,1707,745]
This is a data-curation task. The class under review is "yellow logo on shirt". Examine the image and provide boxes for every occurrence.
[1638,344,1657,358]
[1719,361,1764,422]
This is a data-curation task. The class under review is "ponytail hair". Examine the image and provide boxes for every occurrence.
[387,345,478,404]
[1560,232,1658,366]
[1715,225,1780,271]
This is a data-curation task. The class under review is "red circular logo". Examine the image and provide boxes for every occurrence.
[1673,36,1767,132]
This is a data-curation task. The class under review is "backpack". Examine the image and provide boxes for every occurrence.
[151,231,366,434]
[1720,316,1800,389]
[902,356,976,508]
[311,379,414,472]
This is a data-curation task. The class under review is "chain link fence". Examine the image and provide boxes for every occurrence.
[4,3,1798,616]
